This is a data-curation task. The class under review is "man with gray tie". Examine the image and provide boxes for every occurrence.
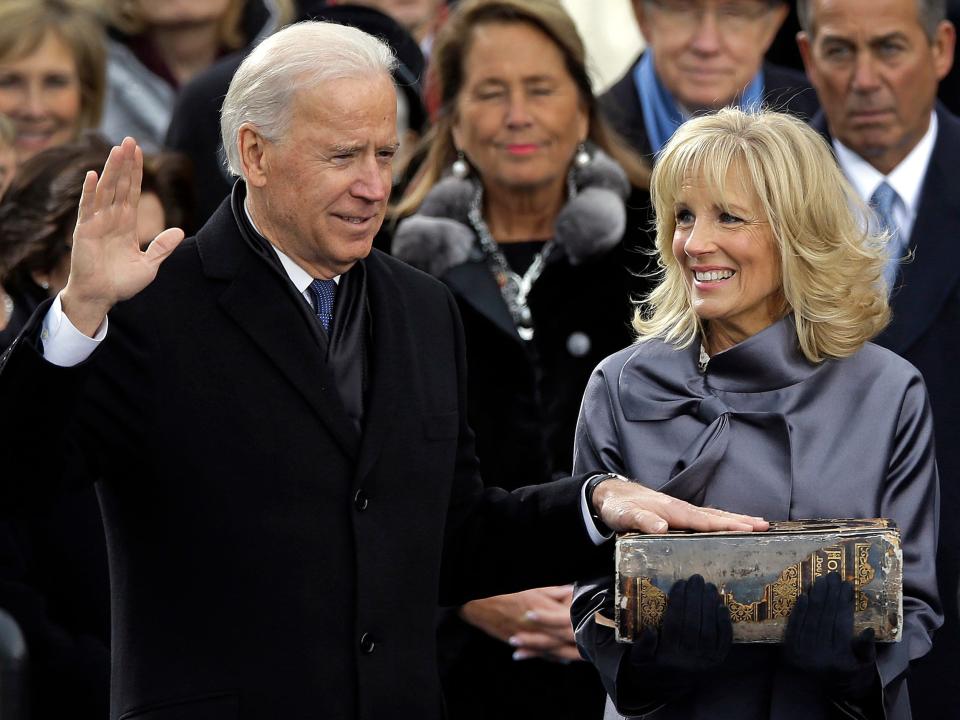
[798,1,959,715]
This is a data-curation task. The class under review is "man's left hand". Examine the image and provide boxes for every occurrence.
[591,476,768,534]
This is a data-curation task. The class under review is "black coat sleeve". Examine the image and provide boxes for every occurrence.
[435,288,609,605]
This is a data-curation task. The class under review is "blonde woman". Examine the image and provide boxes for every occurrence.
[572,108,940,720]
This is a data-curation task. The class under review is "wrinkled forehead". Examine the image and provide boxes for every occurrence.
[290,71,398,115]
[646,0,780,26]
[649,0,777,13]
[286,72,399,140]
[806,0,927,38]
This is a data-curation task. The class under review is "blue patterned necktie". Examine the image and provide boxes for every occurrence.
[870,181,905,290]
[308,278,337,333]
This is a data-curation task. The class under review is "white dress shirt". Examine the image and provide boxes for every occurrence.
[832,111,938,242]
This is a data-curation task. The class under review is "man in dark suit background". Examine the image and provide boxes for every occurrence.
[0,20,767,720]
[797,1,959,715]
[601,0,820,160]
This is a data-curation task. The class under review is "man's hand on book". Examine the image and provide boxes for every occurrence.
[591,476,769,534]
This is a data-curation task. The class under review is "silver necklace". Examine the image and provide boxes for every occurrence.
[466,177,575,341]
[698,343,710,373]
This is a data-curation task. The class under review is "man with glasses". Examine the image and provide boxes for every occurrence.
[602,0,819,157]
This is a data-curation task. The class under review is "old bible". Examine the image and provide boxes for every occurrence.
[613,519,902,643]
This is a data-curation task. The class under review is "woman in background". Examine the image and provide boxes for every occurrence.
[392,1,650,718]
[98,0,295,150]
[0,133,192,348]
[0,0,106,166]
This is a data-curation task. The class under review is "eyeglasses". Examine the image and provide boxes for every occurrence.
[646,0,775,34]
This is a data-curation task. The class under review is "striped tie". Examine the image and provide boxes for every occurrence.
[870,181,906,290]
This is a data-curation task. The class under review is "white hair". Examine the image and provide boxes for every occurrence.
[220,20,398,177]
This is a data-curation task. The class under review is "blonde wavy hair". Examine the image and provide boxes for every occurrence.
[635,107,890,363]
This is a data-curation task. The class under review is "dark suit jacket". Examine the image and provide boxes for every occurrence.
[813,106,960,719]
[0,194,605,720]
[600,55,821,159]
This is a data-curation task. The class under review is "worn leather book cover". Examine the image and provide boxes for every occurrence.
[614,519,902,643]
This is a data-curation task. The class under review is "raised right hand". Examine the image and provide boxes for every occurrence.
[61,137,184,336]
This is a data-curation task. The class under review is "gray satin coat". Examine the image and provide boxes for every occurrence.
[572,317,942,720]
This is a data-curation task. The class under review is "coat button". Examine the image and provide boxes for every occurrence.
[354,489,369,511]
[566,331,591,357]
[359,633,376,654]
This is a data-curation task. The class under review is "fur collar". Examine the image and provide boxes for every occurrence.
[393,148,630,279]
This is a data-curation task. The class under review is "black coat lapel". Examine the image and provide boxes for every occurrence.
[599,56,654,158]
[444,260,523,345]
[354,252,408,483]
[197,200,361,460]
[878,108,960,354]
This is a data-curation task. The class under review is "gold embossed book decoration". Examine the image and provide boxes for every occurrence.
[613,519,902,643]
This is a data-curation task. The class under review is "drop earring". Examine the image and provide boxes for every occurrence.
[451,150,469,179]
[574,142,590,169]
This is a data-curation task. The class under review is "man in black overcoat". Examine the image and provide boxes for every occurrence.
[0,20,766,720]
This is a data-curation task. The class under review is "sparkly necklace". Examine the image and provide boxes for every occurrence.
[698,343,710,373]
[466,178,575,341]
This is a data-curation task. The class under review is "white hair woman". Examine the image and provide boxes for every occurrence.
[572,107,940,720]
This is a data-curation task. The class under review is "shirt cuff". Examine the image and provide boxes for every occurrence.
[41,292,108,367]
[581,475,615,545]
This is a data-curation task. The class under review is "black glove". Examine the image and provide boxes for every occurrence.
[783,572,877,703]
[620,574,732,708]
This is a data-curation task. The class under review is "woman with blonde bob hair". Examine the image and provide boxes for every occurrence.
[638,107,888,361]
[572,108,941,720]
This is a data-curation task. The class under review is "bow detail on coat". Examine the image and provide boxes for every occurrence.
[617,318,818,520]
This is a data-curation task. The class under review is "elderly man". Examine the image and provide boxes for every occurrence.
[602,0,819,158]
[0,21,764,720]
[798,0,958,716]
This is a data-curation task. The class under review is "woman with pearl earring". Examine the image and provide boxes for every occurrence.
[392,1,652,718]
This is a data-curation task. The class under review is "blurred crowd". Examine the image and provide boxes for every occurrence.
[0,1,958,719]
